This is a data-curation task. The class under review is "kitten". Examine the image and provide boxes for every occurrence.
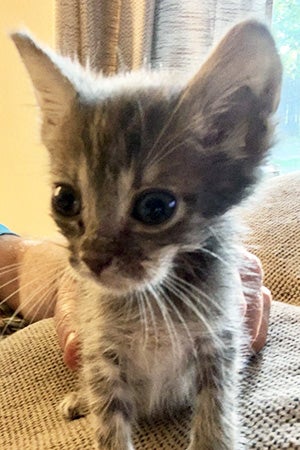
[12,20,281,450]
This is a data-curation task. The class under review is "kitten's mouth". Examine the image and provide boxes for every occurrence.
[97,269,146,294]
[71,255,149,294]
[70,246,176,295]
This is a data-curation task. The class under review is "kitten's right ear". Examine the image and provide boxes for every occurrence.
[11,32,77,126]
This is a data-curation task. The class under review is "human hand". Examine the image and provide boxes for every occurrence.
[240,251,272,353]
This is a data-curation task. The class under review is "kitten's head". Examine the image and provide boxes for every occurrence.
[12,21,282,294]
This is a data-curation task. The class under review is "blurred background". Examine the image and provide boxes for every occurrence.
[270,0,300,176]
[0,1,56,236]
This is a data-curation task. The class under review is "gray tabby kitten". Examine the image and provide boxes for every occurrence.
[12,21,281,450]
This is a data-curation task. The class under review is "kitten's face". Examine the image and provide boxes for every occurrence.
[12,21,282,295]
[48,83,216,293]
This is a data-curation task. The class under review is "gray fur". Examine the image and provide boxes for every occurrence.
[12,20,282,449]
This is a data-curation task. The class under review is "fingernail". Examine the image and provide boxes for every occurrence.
[65,331,76,349]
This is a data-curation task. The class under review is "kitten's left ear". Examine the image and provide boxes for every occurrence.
[11,32,77,127]
[174,21,282,217]
[185,20,282,114]
[179,20,282,151]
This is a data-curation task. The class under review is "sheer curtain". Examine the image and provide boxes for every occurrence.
[56,0,272,75]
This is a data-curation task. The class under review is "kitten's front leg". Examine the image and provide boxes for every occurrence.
[188,334,241,450]
[84,349,135,450]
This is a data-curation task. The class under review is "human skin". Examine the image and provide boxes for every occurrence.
[0,235,271,370]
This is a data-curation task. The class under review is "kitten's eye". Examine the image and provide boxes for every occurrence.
[132,190,177,226]
[52,184,81,217]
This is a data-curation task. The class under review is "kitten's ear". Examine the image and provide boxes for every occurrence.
[180,20,282,149]
[11,32,77,126]
[174,21,282,217]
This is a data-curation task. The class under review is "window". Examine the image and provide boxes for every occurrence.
[270,0,300,174]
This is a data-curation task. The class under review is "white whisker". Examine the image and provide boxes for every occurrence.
[147,283,181,358]
[142,288,159,350]
[138,290,149,349]
[167,271,223,313]
[162,276,220,344]
[0,262,23,274]
[155,283,196,357]
[0,264,68,336]
[144,84,188,164]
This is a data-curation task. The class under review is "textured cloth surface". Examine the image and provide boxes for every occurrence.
[0,301,299,449]
[241,172,300,306]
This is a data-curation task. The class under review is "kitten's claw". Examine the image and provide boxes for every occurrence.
[59,391,87,420]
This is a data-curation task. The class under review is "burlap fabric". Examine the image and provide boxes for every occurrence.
[0,302,299,449]
[0,173,299,449]
[242,172,300,306]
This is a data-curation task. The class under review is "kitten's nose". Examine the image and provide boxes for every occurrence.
[82,255,113,276]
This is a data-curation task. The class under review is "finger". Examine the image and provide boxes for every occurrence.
[63,331,80,370]
[244,290,263,344]
[54,275,80,370]
[251,287,272,353]
[54,291,75,351]
[240,251,263,288]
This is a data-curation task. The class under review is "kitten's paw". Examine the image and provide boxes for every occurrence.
[59,390,87,420]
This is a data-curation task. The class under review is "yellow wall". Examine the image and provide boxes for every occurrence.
[0,1,57,237]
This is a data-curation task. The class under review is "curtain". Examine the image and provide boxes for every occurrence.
[56,0,272,75]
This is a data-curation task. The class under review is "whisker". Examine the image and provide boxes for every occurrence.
[148,138,186,170]
[0,260,64,308]
[194,246,230,267]
[144,79,190,164]
[146,97,206,169]
[0,264,68,336]
[0,273,22,293]
[146,107,207,168]
[138,290,149,349]
[167,271,223,313]
[2,286,55,336]
[162,277,220,343]
[156,283,197,357]
[142,288,159,350]
[0,262,23,273]
[147,283,181,358]
[124,291,134,320]
[1,269,59,333]
[0,314,28,338]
